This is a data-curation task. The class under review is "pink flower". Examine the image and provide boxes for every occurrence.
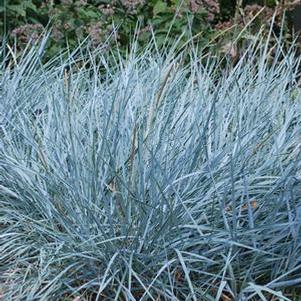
[98,4,115,16]
[51,26,64,41]
[189,0,200,13]
[86,22,103,46]
[189,0,220,20]
[121,0,145,12]
[12,24,44,44]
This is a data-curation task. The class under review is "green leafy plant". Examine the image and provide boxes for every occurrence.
[1,0,300,60]
[1,0,220,58]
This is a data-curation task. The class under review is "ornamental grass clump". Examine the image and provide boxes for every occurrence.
[0,37,301,300]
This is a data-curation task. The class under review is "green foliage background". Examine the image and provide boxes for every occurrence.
[1,1,216,55]
[0,0,299,59]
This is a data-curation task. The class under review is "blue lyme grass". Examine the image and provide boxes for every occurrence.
[0,36,301,300]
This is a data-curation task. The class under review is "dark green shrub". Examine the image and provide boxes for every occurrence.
[1,0,220,57]
[2,0,299,59]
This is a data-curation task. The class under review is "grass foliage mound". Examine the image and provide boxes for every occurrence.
[1,39,301,300]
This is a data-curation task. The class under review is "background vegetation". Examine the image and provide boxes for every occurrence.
[1,0,301,58]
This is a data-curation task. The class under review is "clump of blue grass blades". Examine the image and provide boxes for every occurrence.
[0,35,301,301]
